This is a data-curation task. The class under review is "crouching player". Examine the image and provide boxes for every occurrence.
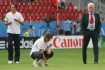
[30,32,54,67]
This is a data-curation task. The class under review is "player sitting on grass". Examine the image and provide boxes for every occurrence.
[30,32,54,67]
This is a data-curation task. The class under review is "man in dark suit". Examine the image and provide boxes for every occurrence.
[81,3,101,64]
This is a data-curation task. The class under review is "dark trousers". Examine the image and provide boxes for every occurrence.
[7,33,20,62]
[82,30,99,63]
[65,31,71,35]
[31,51,54,59]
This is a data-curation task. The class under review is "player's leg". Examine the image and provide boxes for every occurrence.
[31,52,43,67]
[82,31,90,64]
[14,34,20,63]
[7,33,13,64]
[92,31,99,64]
[38,51,54,66]
[43,51,54,60]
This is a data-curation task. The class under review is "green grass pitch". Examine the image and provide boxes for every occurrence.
[0,48,105,70]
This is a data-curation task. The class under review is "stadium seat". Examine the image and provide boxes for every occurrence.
[19,9,28,16]
[0,2,5,8]
[41,16,45,21]
[0,12,2,17]
[44,2,49,6]
[66,2,70,7]
[31,16,36,21]
[69,2,73,6]
[36,2,40,6]
[47,2,52,6]
[40,2,44,6]
[5,9,10,13]
[1,9,4,13]
[41,0,45,2]
[10,0,14,2]
[62,16,66,20]
[46,0,51,2]
[71,8,74,13]
[58,16,62,21]
[23,16,27,21]
[31,2,36,6]
[24,9,29,13]
[79,9,83,13]
[41,8,46,13]
[16,2,22,6]
[32,9,36,13]
[17,8,21,12]
[4,2,10,6]
[25,2,29,6]
[37,0,41,2]
[74,9,79,13]
[2,12,6,16]
[64,9,68,13]
[1,0,5,2]
[36,16,41,21]
[45,9,51,13]
[3,0,14,2]
[26,16,31,21]
[0,5,2,9]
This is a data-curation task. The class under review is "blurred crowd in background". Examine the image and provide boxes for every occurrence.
[0,0,105,37]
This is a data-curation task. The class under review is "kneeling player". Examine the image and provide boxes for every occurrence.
[30,32,54,67]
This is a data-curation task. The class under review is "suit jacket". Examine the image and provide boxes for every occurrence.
[81,12,101,34]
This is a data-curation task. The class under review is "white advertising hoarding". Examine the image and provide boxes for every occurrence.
[0,36,93,49]
[50,36,93,49]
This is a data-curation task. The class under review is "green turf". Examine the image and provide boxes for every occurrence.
[0,48,105,70]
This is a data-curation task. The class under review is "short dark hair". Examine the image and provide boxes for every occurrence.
[44,32,53,39]
[12,4,18,9]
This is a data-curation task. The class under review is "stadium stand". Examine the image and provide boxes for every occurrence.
[0,0,87,21]
[0,0,105,37]
[66,0,105,19]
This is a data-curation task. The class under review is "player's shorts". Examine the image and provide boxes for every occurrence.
[31,51,54,59]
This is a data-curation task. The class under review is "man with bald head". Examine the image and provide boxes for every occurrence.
[81,3,101,64]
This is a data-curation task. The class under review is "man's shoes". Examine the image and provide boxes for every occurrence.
[38,59,44,67]
[16,61,19,64]
[33,60,39,67]
[8,61,13,64]
[94,62,98,64]
[83,62,87,64]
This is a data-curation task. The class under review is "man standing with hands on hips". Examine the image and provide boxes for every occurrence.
[81,3,101,64]
[5,4,24,64]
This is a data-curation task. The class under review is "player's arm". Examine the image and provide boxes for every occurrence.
[47,46,51,54]
[5,21,12,25]
[39,49,48,66]
[14,13,24,25]
[47,43,52,54]
[4,14,12,25]
[14,19,24,25]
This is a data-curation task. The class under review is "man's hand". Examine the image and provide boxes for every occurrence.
[45,62,48,66]
[14,19,19,22]
[8,22,12,24]
[47,50,51,55]
[5,22,12,25]
[14,19,24,25]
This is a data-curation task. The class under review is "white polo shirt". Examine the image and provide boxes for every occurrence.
[5,11,24,34]
[30,37,48,56]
